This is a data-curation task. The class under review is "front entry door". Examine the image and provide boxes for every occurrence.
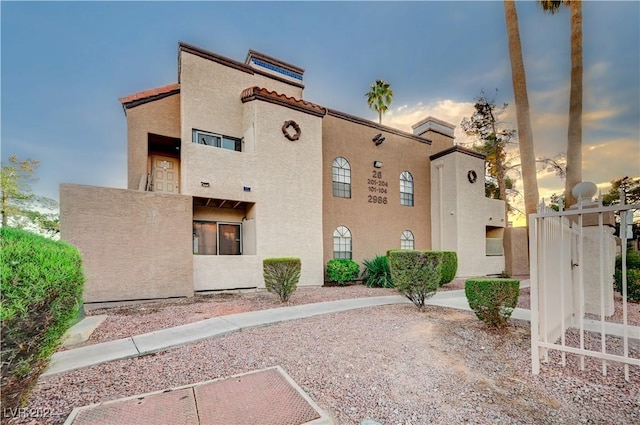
[151,156,179,193]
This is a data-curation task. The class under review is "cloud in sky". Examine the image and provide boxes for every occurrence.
[383,99,476,144]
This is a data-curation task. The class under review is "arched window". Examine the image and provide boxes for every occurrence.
[332,157,351,198]
[400,171,414,206]
[401,230,415,250]
[333,226,352,259]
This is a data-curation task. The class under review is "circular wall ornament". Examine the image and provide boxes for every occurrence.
[467,170,478,183]
[282,120,301,141]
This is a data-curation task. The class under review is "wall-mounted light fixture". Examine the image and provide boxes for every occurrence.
[201,181,210,187]
[373,161,383,168]
[243,186,251,192]
[373,134,385,146]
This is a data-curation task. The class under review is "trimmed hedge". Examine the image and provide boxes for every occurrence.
[361,255,394,288]
[438,251,458,286]
[1,228,85,409]
[388,250,441,310]
[326,259,360,285]
[614,250,640,302]
[465,278,519,327]
[263,257,301,302]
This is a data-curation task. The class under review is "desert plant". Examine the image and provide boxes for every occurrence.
[465,278,520,327]
[388,250,441,310]
[1,228,85,410]
[438,251,458,285]
[361,255,394,288]
[326,259,360,285]
[614,250,640,302]
[263,257,301,302]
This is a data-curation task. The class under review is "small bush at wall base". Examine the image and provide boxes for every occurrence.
[437,251,457,286]
[326,259,360,285]
[263,258,301,302]
[361,255,394,288]
[465,278,520,327]
[1,228,85,410]
[388,250,441,310]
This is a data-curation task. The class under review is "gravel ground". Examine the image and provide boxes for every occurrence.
[76,279,519,347]
[12,304,639,425]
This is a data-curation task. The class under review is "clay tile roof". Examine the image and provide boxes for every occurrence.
[240,86,326,117]
[118,83,180,106]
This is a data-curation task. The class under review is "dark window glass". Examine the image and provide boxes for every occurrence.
[332,157,351,198]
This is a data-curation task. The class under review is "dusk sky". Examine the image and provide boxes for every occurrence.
[2,1,638,220]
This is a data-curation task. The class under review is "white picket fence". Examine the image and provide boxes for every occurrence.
[529,200,640,381]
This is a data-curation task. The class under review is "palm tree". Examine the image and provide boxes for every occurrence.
[503,0,539,225]
[366,80,393,124]
[538,0,583,208]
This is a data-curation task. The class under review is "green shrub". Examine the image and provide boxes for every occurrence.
[614,250,640,302]
[361,255,394,288]
[326,259,360,285]
[388,250,441,310]
[615,249,640,271]
[465,278,520,327]
[438,251,458,286]
[263,258,301,302]
[1,228,85,409]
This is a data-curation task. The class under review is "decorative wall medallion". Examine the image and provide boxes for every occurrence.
[282,120,301,141]
[467,170,478,183]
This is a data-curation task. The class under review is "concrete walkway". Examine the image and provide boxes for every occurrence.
[45,280,638,377]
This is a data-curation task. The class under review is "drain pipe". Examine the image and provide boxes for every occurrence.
[436,161,445,249]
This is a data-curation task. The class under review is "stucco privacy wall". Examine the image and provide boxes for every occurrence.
[504,226,530,276]
[126,93,180,190]
[322,113,453,268]
[60,184,193,303]
[431,147,506,276]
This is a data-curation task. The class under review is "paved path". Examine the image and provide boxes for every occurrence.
[45,280,638,377]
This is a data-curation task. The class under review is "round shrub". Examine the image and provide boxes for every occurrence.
[465,278,519,327]
[361,255,394,288]
[1,228,85,410]
[326,259,360,285]
[388,250,440,310]
[439,251,458,286]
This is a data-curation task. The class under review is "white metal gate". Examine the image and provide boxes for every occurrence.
[529,200,640,381]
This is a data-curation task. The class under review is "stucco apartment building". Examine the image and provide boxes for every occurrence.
[60,42,506,306]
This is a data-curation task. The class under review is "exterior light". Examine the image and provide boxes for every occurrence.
[243,186,251,192]
[201,182,210,187]
[373,134,385,146]
[373,161,383,168]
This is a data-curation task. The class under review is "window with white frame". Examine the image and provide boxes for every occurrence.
[192,129,241,152]
[400,171,414,206]
[332,157,351,198]
[401,230,415,250]
[193,221,242,255]
[333,226,352,259]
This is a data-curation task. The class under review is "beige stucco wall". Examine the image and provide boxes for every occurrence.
[430,150,506,277]
[179,51,301,161]
[504,226,530,276]
[60,184,193,303]
[185,96,324,290]
[126,93,181,190]
[322,115,454,270]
